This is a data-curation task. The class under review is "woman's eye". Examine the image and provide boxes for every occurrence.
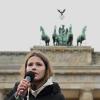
[28,63,33,66]
[36,62,42,66]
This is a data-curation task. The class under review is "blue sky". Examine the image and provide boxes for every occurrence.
[0,0,100,51]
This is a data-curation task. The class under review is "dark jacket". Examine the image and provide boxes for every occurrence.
[4,82,65,100]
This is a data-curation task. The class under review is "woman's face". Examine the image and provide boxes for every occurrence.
[26,56,46,81]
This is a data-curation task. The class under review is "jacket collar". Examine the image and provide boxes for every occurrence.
[30,77,53,97]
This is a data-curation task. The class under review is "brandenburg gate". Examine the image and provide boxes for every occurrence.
[0,46,100,100]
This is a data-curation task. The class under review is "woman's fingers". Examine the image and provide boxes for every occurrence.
[16,79,30,96]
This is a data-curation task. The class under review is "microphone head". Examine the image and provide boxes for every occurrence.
[25,71,35,82]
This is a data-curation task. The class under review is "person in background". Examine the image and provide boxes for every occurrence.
[4,50,65,100]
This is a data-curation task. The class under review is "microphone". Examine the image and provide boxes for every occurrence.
[15,71,35,100]
[24,71,35,83]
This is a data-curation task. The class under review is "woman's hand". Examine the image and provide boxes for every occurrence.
[16,79,30,97]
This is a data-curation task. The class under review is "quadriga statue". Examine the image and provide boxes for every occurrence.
[52,24,73,46]
[52,25,66,46]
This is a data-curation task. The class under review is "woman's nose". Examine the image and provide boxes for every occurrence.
[31,64,37,69]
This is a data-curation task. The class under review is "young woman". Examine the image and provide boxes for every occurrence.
[4,51,65,100]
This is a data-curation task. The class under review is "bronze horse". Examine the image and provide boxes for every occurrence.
[77,26,87,46]
[40,26,50,46]
[67,24,73,46]
[52,26,59,46]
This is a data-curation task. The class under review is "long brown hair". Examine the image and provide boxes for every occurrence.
[20,50,53,82]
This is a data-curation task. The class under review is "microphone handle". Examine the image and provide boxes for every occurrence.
[15,95,24,100]
[25,76,31,82]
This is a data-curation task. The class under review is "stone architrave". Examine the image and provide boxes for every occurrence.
[31,46,93,66]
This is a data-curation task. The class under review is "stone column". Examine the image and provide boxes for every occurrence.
[0,90,4,100]
[79,89,93,100]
